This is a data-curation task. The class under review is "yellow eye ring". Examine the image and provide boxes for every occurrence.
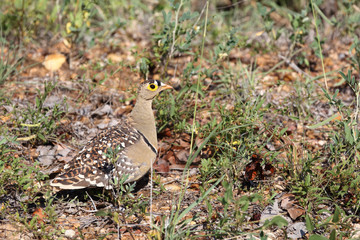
[147,83,158,91]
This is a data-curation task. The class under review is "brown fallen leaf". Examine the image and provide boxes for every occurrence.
[283,72,298,81]
[114,105,132,117]
[280,193,305,220]
[330,112,342,122]
[287,206,305,220]
[164,183,181,192]
[154,158,170,173]
[264,163,276,176]
[244,154,263,181]
[43,53,66,71]
[161,128,172,137]
[0,115,11,122]
[175,149,189,162]
[107,53,123,63]
[181,133,191,142]
[167,155,177,165]
[190,183,200,190]
[32,208,46,224]
[280,193,296,209]
[285,120,297,135]
[163,150,175,161]
[158,141,171,153]
[250,212,262,222]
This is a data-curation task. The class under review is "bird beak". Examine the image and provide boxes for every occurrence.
[161,84,173,90]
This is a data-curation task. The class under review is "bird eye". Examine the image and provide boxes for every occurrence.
[147,83,158,91]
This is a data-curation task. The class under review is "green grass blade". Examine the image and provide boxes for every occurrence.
[307,113,339,129]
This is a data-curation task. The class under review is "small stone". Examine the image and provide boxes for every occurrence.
[352,223,360,238]
[287,222,307,239]
[64,229,76,238]
[189,168,198,176]
[91,104,113,117]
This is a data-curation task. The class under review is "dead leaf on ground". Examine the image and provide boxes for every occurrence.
[161,128,172,137]
[282,72,299,81]
[287,206,305,220]
[43,53,66,71]
[163,152,176,165]
[244,154,263,181]
[190,183,200,190]
[284,120,297,135]
[32,208,46,224]
[175,149,190,163]
[280,193,297,209]
[164,183,181,192]
[154,158,170,173]
[280,193,305,220]
[264,163,276,176]
[114,105,132,117]
[107,53,123,63]
[43,95,66,108]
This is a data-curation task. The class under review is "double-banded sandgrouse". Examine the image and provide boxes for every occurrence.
[50,80,173,189]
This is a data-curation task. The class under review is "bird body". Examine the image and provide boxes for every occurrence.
[50,80,172,190]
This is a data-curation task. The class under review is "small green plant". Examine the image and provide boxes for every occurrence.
[199,95,267,180]
[0,36,23,85]
[336,0,360,35]
[152,175,224,239]
[0,0,51,40]
[317,67,360,213]
[18,192,62,239]
[0,0,95,43]
[11,80,66,144]
[306,204,354,239]
[0,137,49,238]
[288,7,311,67]
[63,0,94,44]
[257,2,276,37]
[302,35,360,238]
[323,67,360,164]
[152,0,200,74]
[349,36,360,74]
[0,137,47,196]
[212,29,239,62]
[288,8,311,45]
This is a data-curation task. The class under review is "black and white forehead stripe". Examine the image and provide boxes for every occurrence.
[156,80,169,87]
[142,79,165,89]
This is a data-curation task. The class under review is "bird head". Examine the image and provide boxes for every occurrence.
[138,79,173,100]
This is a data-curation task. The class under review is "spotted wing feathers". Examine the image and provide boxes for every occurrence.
[50,121,144,189]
